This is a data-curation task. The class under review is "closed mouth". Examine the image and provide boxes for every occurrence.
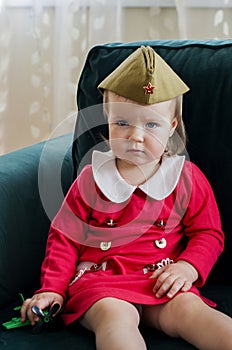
[127,149,144,153]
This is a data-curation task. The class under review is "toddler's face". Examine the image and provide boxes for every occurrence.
[106,91,177,167]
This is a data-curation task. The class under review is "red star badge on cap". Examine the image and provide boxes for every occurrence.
[143,82,155,94]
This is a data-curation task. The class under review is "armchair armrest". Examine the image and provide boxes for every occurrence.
[0,134,73,307]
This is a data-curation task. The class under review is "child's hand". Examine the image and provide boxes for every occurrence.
[20,292,64,326]
[150,261,198,299]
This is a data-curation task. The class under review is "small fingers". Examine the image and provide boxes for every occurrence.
[20,298,29,322]
[149,268,164,279]
[165,278,185,298]
[153,272,174,297]
[20,293,63,326]
[20,298,39,325]
[181,281,192,292]
[153,274,192,299]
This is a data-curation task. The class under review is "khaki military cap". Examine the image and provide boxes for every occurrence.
[98,46,189,104]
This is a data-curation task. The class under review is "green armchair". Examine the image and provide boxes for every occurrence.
[1,40,232,349]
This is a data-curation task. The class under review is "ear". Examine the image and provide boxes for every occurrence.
[169,117,178,137]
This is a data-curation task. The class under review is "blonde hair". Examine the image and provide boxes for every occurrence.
[102,90,187,156]
[166,95,186,155]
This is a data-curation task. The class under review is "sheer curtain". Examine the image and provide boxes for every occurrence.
[0,0,231,154]
[174,0,231,39]
[52,0,122,140]
[0,0,122,154]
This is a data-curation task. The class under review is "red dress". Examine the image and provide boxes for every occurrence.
[36,152,224,325]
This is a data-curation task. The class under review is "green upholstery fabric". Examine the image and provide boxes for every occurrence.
[0,40,232,350]
[0,134,73,307]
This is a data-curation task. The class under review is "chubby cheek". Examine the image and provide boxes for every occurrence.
[109,138,125,157]
[109,126,120,141]
[146,143,165,160]
[109,128,125,150]
[146,132,170,158]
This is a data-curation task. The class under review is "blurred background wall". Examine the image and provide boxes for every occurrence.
[0,0,231,154]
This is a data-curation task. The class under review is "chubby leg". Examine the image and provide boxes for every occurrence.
[79,297,146,350]
[142,292,232,350]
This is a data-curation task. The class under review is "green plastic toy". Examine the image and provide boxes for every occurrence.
[2,293,61,333]
[2,317,31,330]
[2,293,31,330]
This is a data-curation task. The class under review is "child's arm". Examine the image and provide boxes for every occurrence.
[175,162,224,286]
[150,162,224,299]
[35,226,80,298]
[34,169,93,298]
[20,167,94,326]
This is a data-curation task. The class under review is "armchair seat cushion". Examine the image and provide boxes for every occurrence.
[1,284,232,349]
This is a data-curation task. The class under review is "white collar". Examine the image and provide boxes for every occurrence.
[92,150,185,203]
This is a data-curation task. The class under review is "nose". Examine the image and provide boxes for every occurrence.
[128,126,144,143]
[129,126,144,142]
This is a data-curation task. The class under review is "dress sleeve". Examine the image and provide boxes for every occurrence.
[35,227,80,299]
[35,165,94,298]
[176,162,224,287]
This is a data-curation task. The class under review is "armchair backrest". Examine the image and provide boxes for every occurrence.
[72,40,232,284]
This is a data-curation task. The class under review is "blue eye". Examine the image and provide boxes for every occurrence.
[145,122,157,129]
[116,120,129,126]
